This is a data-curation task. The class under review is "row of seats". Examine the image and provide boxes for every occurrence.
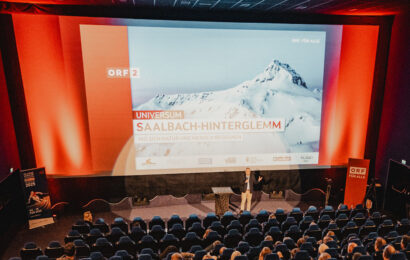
[12,206,410,260]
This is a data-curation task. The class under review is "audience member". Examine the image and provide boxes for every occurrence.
[401,235,409,250]
[57,242,75,260]
[318,252,331,260]
[259,247,272,260]
[383,245,396,260]
[318,243,329,255]
[231,250,241,260]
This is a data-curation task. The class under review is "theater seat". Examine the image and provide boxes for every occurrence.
[167,214,183,230]
[245,219,262,233]
[274,209,287,224]
[300,242,316,258]
[140,248,158,259]
[285,225,302,241]
[283,238,297,250]
[221,211,237,227]
[256,210,269,224]
[73,239,90,258]
[263,218,280,234]
[259,240,274,250]
[189,245,203,253]
[281,217,297,232]
[114,249,134,260]
[305,206,319,221]
[224,229,242,248]
[149,225,166,241]
[320,205,335,219]
[94,218,110,234]
[138,254,152,260]
[266,226,283,242]
[130,217,147,231]
[91,237,114,258]
[352,212,366,227]
[130,226,147,243]
[181,232,202,252]
[203,213,219,229]
[111,218,129,234]
[396,218,410,235]
[203,231,222,248]
[159,234,179,252]
[185,214,202,230]
[138,235,158,252]
[289,208,303,223]
[188,222,205,238]
[72,220,91,235]
[220,248,234,260]
[335,214,349,229]
[246,246,261,260]
[237,241,250,254]
[44,241,64,259]
[274,243,290,260]
[244,228,264,247]
[238,211,253,227]
[194,250,207,260]
[377,219,395,237]
[318,215,331,230]
[299,215,314,231]
[293,250,310,260]
[210,221,227,236]
[227,220,243,234]
[89,251,105,260]
[370,212,382,227]
[86,228,104,246]
[264,253,279,260]
[20,242,42,260]
[304,223,322,241]
[359,220,377,238]
[65,229,83,243]
[115,235,136,256]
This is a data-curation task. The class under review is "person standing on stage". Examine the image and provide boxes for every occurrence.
[240,167,262,212]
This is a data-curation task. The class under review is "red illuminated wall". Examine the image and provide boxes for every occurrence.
[319,25,379,165]
[11,14,380,176]
[0,50,21,181]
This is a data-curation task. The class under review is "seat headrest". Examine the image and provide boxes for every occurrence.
[24,242,37,249]
[48,241,61,248]
[90,228,102,236]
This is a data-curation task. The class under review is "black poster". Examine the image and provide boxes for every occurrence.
[20,168,54,229]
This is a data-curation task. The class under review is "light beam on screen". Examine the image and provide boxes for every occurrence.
[322,25,379,165]
[13,14,92,174]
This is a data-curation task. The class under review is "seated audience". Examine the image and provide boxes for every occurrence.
[383,245,396,260]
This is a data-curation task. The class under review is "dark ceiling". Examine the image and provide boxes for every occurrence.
[0,0,409,15]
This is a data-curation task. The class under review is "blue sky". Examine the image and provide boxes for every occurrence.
[128,24,326,106]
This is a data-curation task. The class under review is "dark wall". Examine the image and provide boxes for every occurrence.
[46,167,347,210]
[375,11,410,185]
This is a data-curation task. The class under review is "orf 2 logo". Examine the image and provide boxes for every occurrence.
[107,67,140,78]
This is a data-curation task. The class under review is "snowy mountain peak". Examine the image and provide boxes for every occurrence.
[255,60,307,89]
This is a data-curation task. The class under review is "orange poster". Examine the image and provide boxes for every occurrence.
[344,158,370,209]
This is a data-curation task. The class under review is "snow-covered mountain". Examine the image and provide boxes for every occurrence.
[134,59,323,156]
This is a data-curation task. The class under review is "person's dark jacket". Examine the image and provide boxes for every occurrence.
[242,172,257,193]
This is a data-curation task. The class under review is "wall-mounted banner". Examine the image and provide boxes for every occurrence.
[344,158,370,209]
[20,168,54,229]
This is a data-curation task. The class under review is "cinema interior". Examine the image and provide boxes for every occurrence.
[0,0,409,260]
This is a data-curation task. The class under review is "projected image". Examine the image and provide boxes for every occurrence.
[128,26,326,170]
